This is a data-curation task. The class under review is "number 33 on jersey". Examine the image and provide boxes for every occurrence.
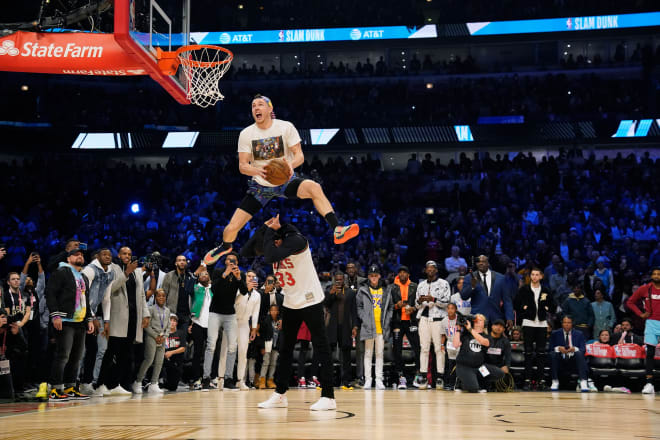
[272,247,325,309]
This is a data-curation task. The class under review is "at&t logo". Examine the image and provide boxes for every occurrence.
[0,40,19,56]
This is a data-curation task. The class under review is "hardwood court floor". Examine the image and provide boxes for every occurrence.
[0,388,658,439]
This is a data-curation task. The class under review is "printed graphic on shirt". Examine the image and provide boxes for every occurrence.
[71,277,87,322]
[252,136,284,161]
[273,258,297,287]
[469,339,482,352]
[166,336,181,350]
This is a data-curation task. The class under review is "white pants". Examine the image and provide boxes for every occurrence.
[364,334,384,381]
[218,320,250,381]
[419,317,445,374]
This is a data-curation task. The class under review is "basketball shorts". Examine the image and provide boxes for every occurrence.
[643,319,660,345]
[239,175,304,216]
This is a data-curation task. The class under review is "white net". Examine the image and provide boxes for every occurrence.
[177,46,233,108]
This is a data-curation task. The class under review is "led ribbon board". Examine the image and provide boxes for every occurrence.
[131,25,437,46]
[468,12,660,36]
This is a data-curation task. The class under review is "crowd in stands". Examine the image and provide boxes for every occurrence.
[0,147,659,400]
[4,59,657,130]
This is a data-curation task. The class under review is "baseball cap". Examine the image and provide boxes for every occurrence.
[67,248,83,256]
[492,319,506,327]
[368,265,380,275]
[425,260,438,268]
[170,313,178,321]
[397,265,410,274]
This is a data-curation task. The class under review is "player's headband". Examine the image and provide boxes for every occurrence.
[253,94,273,108]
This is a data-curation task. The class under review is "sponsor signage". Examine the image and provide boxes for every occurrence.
[467,11,660,36]
[134,25,437,47]
[0,31,147,75]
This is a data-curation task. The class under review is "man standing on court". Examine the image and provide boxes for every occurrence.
[241,215,336,411]
[203,95,358,266]
[626,267,660,394]
[461,255,514,328]
[46,247,94,401]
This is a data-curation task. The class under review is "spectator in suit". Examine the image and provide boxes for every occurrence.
[461,255,514,328]
[549,316,589,392]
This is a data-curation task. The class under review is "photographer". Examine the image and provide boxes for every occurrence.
[0,309,28,398]
[202,252,248,390]
[259,274,283,322]
[453,314,504,393]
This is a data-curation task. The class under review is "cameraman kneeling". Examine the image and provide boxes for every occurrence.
[453,314,503,392]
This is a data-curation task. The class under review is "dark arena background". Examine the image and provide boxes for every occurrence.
[0,1,659,439]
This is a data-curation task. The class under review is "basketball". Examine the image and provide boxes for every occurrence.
[264,158,290,186]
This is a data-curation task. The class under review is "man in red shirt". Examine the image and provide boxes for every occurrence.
[626,267,660,394]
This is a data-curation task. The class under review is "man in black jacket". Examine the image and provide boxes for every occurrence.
[344,261,366,385]
[324,272,357,389]
[202,252,248,390]
[243,216,336,411]
[259,274,283,323]
[390,266,420,389]
[514,267,555,390]
[45,248,94,401]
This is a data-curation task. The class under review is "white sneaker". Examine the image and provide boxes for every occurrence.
[588,380,598,392]
[148,384,164,394]
[109,385,132,396]
[580,380,589,393]
[550,380,559,391]
[258,392,288,408]
[94,384,110,397]
[642,383,655,394]
[363,378,372,389]
[80,383,95,396]
[217,378,224,391]
[310,397,337,411]
[375,379,386,390]
[132,381,143,394]
[237,380,249,391]
[478,389,488,393]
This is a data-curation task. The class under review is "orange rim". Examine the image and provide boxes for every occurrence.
[174,44,233,68]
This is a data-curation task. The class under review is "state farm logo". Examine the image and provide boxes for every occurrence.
[0,40,19,56]
[0,40,103,58]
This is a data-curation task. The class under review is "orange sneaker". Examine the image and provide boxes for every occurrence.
[203,244,233,266]
[334,224,359,244]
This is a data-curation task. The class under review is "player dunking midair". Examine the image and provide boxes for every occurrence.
[241,215,336,411]
[203,95,358,265]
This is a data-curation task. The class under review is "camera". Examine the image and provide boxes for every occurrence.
[139,252,161,273]
[456,312,475,327]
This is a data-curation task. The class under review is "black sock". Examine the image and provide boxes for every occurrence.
[324,212,339,229]
[222,241,233,250]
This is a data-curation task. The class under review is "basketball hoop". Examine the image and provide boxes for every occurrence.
[158,44,233,108]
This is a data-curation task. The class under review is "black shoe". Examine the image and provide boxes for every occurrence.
[418,377,429,390]
[201,377,211,392]
[436,377,444,389]
[224,379,238,391]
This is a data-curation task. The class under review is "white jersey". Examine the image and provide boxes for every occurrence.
[235,288,261,326]
[237,119,302,187]
[272,246,324,309]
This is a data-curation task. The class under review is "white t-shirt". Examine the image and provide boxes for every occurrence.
[237,119,302,187]
[273,246,325,309]
[522,284,547,328]
[235,288,261,325]
[439,316,459,359]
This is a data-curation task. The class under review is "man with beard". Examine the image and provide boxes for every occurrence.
[461,255,514,329]
[391,266,419,389]
[46,248,94,401]
[626,267,660,394]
